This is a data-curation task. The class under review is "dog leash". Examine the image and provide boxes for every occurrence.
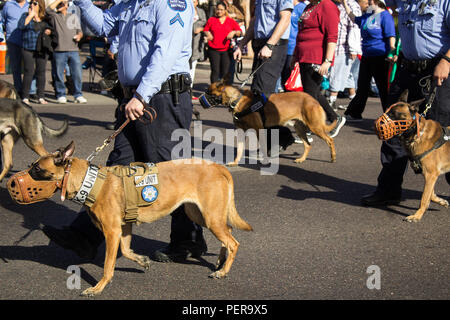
[418,75,437,118]
[86,105,157,162]
[236,58,270,89]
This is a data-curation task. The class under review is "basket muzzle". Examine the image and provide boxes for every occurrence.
[199,93,223,109]
[7,169,60,204]
[374,105,417,141]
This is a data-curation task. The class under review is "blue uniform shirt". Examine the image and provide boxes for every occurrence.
[73,0,193,103]
[254,0,294,40]
[1,1,29,46]
[386,0,450,60]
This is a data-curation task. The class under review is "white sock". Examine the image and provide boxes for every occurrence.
[349,94,356,100]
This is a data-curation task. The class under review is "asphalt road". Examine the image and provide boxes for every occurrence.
[0,55,448,301]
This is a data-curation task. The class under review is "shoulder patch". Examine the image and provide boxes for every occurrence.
[168,0,187,11]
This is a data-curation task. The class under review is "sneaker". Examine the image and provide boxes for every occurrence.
[329,115,346,138]
[75,96,87,104]
[338,104,347,110]
[328,98,337,111]
[345,114,363,122]
[294,133,313,144]
[57,96,67,104]
[22,98,30,104]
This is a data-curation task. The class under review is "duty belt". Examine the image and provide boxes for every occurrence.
[123,73,192,104]
[400,56,439,73]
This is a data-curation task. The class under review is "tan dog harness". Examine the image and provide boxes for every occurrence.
[72,162,159,223]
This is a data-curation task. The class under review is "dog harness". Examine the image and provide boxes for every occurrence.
[71,162,159,224]
[407,126,450,174]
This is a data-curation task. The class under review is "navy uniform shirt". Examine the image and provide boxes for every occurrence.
[73,0,193,103]
[386,0,450,60]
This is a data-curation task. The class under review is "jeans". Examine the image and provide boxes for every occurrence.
[53,51,83,98]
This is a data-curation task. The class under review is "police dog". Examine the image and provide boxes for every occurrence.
[208,82,338,165]
[382,91,450,222]
[23,142,252,296]
[0,97,68,181]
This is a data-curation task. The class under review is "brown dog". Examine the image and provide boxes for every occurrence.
[0,97,68,181]
[19,142,252,296]
[208,82,338,165]
[383,91,449,222]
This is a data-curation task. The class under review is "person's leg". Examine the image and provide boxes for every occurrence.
[345,56,371,118]
[53,52,68,99]
[6,42,23,95]
[68,51,83,98]
[21,49,35,100]
[35,52,47,100]
[219,50,231,82]
[328,54,351,107]
[208,48,221,84]
[372,56,391,112]
[280,54,293,89]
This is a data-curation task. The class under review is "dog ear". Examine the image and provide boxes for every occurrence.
[54,141,75,166]
[398,90,409,102]
[408,98,426,113]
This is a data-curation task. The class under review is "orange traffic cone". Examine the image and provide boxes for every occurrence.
[0,41,6,74]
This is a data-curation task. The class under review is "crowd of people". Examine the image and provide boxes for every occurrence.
[0,0,449,264]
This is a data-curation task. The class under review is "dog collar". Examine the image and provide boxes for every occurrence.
[71,165,100,205]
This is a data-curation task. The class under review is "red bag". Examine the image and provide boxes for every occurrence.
[284,62,303,92]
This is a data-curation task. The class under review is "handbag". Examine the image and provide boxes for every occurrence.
[284,62,303,92]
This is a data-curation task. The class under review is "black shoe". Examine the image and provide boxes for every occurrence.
[361,191,401,207]
[41,225,97,260]
[152,241,207,263]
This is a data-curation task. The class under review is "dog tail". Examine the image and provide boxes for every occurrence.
[41,118,69,137]
[325,119,338,133]
[222,169,253,232]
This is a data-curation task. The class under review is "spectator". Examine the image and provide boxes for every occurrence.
[327,0,361,110]
[203,1,241,84]
[1,0,29,95]
[46,0,87,104]
[18,0,52,104]
[342,0,396,121]
[280,0,306,90]
[293,0,346,138]
[224,0,245,85]
[190,0,207,90]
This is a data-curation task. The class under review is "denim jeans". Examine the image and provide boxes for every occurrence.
[53,51,83,98]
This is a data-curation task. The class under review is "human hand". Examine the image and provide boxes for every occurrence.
[318,61,331,76]
[44,29,51,36]
[234,46,242,61]
[258,45,272,60]
[226,31,235,40]
[433,59,450,86]
[73,34,82,42]
[125,97,144,121]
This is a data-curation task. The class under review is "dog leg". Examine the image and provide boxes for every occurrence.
[308,125,336,163]
[81,230,121,297]
[405,173,439,222]
[294,122,311,163]
[430,192,449,209]
[209,223,239,279]
[0,134,15,181]
[120,223,150,270]
[227,133,245,167]
[215,226,232,270]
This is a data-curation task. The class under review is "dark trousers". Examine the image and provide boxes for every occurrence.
[300,63,338,122]
[281,54,294,90]
[345,55,390,118]
[22,49,47,99]
[208,48,230,84]
[375,60,450,195]
[250,39,293,146]
[71,88,204,247]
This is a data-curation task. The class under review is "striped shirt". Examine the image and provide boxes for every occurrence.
[335,0,361,56]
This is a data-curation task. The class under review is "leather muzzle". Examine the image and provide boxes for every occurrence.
[374,105,418,141]
[7,169,60,204]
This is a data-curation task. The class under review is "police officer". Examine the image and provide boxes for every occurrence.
[361,0,450,206]
[233,0,295,151]
[42,0,208,262]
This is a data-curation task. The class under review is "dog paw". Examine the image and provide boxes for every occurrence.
[226,162,238,167]
[137,255,151,270]
[209,270,227,279]
[404,215,421,223]
[294,158,305,163]
[80,287,101,297]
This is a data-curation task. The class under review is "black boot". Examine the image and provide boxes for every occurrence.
[41,225,98,260]
[152,239,208,263]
